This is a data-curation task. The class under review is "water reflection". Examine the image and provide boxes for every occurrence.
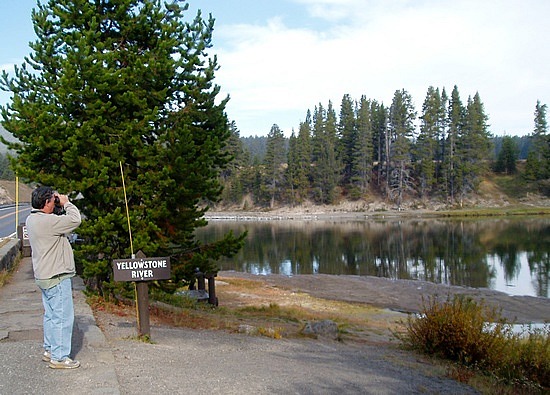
[196,217,550,298]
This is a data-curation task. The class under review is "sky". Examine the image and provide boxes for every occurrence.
[1,0,549,137]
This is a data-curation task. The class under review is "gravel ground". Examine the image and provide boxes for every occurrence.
[92,268,538,395]
[88,268,550,394]
[94,309,479,395]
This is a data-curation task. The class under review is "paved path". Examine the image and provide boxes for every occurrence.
[1,258,480,394]
[0,257,119,394]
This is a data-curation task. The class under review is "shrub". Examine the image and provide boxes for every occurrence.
[507,326,550,388]
[398,295,550,390]
[400,295,512,367]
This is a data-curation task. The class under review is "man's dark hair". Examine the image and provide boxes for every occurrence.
[31,186,54,209]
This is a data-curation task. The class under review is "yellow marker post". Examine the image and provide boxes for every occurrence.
[119,162,134,258]
[15,176,19,235]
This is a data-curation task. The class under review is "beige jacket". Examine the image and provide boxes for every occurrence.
[26,202,82,281]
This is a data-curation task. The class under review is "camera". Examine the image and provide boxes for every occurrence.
[53,195,65,215]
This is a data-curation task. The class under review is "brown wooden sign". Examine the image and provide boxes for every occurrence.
[112,256,171,282]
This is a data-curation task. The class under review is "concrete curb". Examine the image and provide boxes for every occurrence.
[72,277,121,394]
[0,238,20,271]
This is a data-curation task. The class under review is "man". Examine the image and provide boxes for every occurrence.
[26,186,82,369]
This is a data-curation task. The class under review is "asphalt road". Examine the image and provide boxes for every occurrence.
[0,203,31,238]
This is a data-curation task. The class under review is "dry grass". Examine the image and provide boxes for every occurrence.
[0,269,9,287]
[0,248,19,287]
[90,276,406,344]
[213,276,405,342]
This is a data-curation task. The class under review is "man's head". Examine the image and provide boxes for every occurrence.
[31,186,55,210]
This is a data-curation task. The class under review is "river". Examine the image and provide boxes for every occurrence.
[196,216,550,298]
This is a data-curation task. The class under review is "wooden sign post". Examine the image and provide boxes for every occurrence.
[112,251,171,338]
[135,250,150,337]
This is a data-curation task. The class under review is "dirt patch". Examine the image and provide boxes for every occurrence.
[218,271,550,325]
[213,276,406,343]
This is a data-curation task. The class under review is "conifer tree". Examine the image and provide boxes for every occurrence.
[286,131,299,204]
[0,0,245,293]
[286,114,312,204]
[436,88,449,183]
[220,121,246,204]
[526,100,549,180]
[444,86,465,204]
[494,136,518,174]
[416,86,445,197]
[311,102,340,203]
[388,89,416,208]
[297,112,313,191]
[459,92,492,198]
[351,96,374,195]
[338,94,356,186]
[371,101,388,189]
[263,124,286,208]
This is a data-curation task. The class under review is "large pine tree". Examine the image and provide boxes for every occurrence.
[220,121,246,204]
[459,92,492,197]
[494,136,518,174]
[0,0,244,293]
[526,100,549,181]
[370,101,388,189]
[263,124,286,208]
[416,86,445,197]
[444,86,465,204]
[286,113,312,204]
[388,89,416,208]
[351,95,374,195]
[311,102,340,204]
[338,94,356,186]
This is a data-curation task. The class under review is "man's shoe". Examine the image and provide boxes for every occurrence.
[42,350,51,362]
[49,357,80,369]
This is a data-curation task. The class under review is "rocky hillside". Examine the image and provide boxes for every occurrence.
[0,181,33,204]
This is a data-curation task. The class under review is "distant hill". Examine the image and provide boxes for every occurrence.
[0,180,32,204]
[0,125,18,154]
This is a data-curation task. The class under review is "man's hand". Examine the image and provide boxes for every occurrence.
[56,194,69,206]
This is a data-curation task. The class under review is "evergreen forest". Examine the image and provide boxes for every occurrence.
[220,88,549,209]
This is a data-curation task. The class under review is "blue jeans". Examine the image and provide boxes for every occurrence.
[41,277,74,361]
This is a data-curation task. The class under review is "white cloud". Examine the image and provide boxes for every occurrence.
[210,0,550,136]
[4,1,546,137]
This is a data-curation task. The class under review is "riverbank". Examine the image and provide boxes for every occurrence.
[207,174,550,219]
[205,196,550,221]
